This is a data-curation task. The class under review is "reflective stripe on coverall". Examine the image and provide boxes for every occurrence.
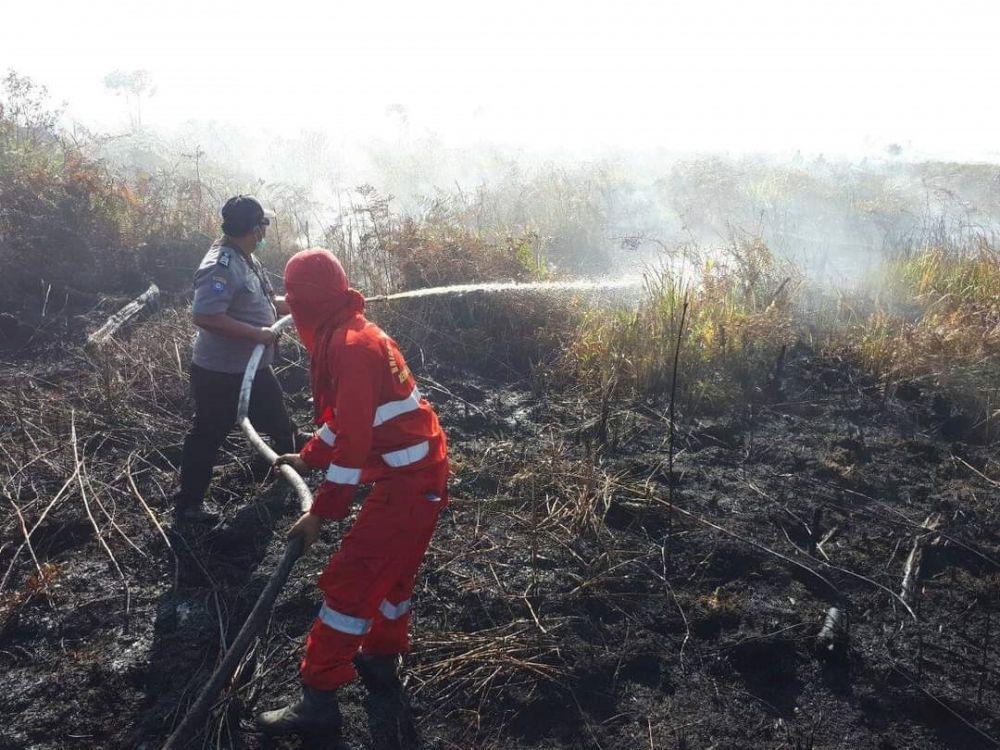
[301,460,448,689]
[284,247,449,690]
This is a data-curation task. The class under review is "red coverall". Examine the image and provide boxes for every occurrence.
[285,249,448,691]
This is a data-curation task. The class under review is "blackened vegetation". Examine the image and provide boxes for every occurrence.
[1,318,999,750]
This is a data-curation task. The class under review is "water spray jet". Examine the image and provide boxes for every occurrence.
[364,276,643,303]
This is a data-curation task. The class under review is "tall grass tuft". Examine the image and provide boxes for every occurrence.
[562,234,798,410]
[842,241,1000,437]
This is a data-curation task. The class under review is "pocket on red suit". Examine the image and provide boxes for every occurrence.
[403,463,449,531]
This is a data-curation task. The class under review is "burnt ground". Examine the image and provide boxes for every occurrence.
[1,329,1000,750]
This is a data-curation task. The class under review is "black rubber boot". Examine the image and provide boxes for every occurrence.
[173,499,219,525]
[354,653,402,691]
[256,686,342,736]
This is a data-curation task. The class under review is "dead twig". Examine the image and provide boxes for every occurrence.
[70,412,131,625]
[662,547,692,663]
[634,487,841,600]
[952,454,1000,488]
[125,452,174,553]
[664,290,689,564]
[409,621,564,710]
[5,492,44,582]
[0,454,81,595]
[801,476,1000,571]
[888,662,1000,747]
[81,464,147,558]
[816,524,841,561]
[900,514,942,611]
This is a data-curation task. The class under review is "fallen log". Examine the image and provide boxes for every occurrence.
[86,283,159,349]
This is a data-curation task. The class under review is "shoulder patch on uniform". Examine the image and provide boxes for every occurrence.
[217,250,231,268]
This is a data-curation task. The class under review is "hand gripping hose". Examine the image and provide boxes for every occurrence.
[162,314,310,750]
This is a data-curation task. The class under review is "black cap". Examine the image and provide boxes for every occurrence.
[221,195,270,237]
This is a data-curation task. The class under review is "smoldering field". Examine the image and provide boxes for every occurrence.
[2,71,1000,749]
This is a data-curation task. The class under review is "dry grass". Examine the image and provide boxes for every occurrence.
[835,242,1000,433]
[0,312,194,604]
[409,621,565,709]
[506,436,624,539]
[561,234,798,409]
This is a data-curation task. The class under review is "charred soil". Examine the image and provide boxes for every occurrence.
[1,330,999,750]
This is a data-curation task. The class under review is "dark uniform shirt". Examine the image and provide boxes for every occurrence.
[191,243,276,373]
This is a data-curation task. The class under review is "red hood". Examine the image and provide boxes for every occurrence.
[283,248,364,353]
[284,248,366,424]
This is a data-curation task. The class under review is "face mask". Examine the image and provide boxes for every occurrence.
[255,237,268,252]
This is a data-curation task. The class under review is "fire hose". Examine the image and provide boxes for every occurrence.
[159,278,622,746]
[162,314,310,750]
[161,286,465,747]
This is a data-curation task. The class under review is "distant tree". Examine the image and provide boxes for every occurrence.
[0,69,61,148]
[887,143,903,157]
[103,69,156,131]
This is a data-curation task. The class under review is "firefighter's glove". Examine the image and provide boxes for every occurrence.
[288,511,324,552]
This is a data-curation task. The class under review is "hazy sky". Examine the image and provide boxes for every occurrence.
[3,0,998,161]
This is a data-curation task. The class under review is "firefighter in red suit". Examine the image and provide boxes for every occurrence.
[256,248,448,736]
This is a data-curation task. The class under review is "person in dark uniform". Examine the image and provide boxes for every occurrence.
[174,195,295,523]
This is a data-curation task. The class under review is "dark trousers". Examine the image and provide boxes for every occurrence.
[178,363,295,507]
